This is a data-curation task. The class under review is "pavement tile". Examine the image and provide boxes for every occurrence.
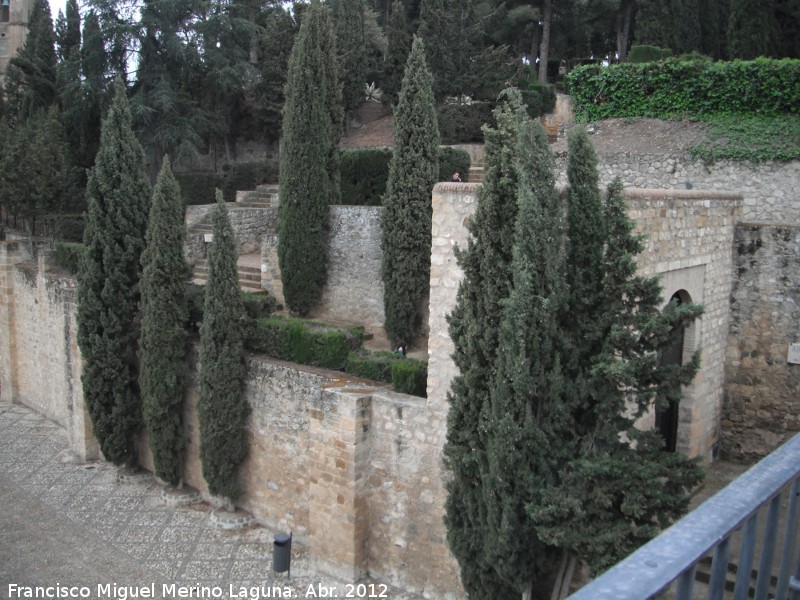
[180,559,232,580]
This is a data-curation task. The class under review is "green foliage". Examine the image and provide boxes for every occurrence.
[437,102,495,144]
[382,0,411,106]
[689,114,800,161]
[241,291,278,320]
[340,148,393,205]
[344,350,398,382]
[279,1,342,315]
[335,0,368,117]
[381,36,439,346]
[55,242,86,274]
[481,105,566,597]
[391,358,427,397]
[77,79,151,466]
[520,83,557,117]
[437,147,471,182]
[175,161,279,206]
[198,192,250,501]
[728,0,773,59]
[254,7,296,143]
[245,316,361,370]
[176,172,224,206]
[567,58,800,122]
[629,44,667,63]
[339,147,470,205]
[443,90,527,600]
[139,157,189,486]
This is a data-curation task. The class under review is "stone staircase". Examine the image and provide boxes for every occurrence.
[694,556,779,598]
[467,156,486,183]
[235,184,279,208]
[191,253,263,292]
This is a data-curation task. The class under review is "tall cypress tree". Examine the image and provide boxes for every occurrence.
[139,156,189,486]
[482,110,567,600]
[77,79,151,466]
[380,35,438,347]
[198,191,250,502]
[728,0,773,59]
[443,89,526,600]
[279,0,342,315]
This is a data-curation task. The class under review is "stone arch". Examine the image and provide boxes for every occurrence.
[656,289,692,452]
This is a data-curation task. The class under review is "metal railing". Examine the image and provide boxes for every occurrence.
[568,434,800,600]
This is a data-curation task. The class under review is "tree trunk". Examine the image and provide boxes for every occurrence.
[550,552,579,600]
[522,580,533,600]
[616,0,634,62]
[530,21,542,81]
[538,0,552,84]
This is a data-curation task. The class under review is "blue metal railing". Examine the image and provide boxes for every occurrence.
[567,434,800,600]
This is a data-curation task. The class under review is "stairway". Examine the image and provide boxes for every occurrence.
[235,184,279,208]
[192,253,263,292]
[694,556,779,598]
[467,157,486,183]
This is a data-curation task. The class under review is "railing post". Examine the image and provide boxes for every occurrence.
[775,477,800,599]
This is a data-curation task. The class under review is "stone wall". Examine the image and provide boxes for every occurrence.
[554,152,799,226]
[185,205,278,259]
[722,224,800,460]
[0,243,97,460]
[428,184,741,461]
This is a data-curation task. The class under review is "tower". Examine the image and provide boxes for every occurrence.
[0,0,34,84]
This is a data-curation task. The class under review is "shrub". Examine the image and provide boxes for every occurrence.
[176,171,222,206]
[521,83,557,118]
[345,350,398,383]
[246,316,362,370]
[221,161,272,202]
[628,45,666,63]
[438,147,471,182]
[55,242,86,274]
[241,291,277,320]
[391,358,427,397]
[340,148,392,205]
[437,102,496,144]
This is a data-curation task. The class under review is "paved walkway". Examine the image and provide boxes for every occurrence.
[0,403,421,600]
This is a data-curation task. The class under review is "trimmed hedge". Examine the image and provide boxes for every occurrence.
[340,148,393,206]
[245,316,364,370]
[438,102,496,144]
[628,45,671,64]
[55,242,86,274]
[176,160,280,206]
[345,349,428,397]
[568,57,800,122]
[339,146,471,205]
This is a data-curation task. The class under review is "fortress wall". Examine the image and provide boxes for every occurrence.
[427,184,742,462]
[554,153,799,226]
[722,224,800,460]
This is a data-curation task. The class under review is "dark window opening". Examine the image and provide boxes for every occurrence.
[1,0,9,23]
[656,291,686,452]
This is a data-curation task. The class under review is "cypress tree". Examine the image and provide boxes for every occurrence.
[481,107,567,600]
[416,0,454,99]
[139,156,189,486]
[529,178,705,580]
[198,191,250,502]
[382,0,411,106]
[77,79,151,466]
[380,35,438,347]
[279,0,342,315]
[443,89,526,600]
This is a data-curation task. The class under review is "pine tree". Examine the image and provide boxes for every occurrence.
[335,0,367,122]
[278,0,342,315]
[198,191,250,501]
[481,107,567,600]
[382,0,411,106]
[139,156,189,486]
[443,89,527,600]
[380,35,438,347]
[77,79,151,466]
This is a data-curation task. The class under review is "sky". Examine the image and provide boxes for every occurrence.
[48,0,68,21]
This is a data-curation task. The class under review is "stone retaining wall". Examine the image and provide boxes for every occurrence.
[722,224,800,460]
[554,152,799,226]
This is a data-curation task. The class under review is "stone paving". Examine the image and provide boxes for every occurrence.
[0,403,424,600]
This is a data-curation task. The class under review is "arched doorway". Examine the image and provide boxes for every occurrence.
[656,291,686,452]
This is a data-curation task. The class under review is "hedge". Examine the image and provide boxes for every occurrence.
[345,349,428,397]
[245,316,363,370]
[568,57,800,122]
[520,83,557,118]
[628,45,671,64]
[186,283,276,331]
[176,160,280,206]
[339,146,472,205]
[55,242,86,274]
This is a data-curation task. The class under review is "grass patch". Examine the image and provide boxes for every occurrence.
[689,114,800,163]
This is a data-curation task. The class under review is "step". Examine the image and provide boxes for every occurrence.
[695,556,778,598]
